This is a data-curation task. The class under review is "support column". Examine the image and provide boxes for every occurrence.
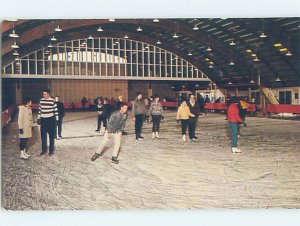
[15,79,22,105]
[235,88,239,96]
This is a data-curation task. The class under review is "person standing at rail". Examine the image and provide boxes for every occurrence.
[18,97,33,160]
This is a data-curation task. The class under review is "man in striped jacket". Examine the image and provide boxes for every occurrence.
[37,89,59,156]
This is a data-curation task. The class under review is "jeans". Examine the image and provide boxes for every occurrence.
[135,114,144,139]
[152,115,162,132]
[97,115,107,130]
[56,116,63,137]
[41,117,56,154]
[229,122,239,147]
[19,138,28,150]
[188,116,198,139]
[181,119,189,135]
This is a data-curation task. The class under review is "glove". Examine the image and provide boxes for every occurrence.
[37,119,41,125]
[177,120,180,123]
[19,129,24,134]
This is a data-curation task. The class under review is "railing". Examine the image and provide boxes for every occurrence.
[2,105,16,128]
[204,103,257,112]
[267,104,300,114]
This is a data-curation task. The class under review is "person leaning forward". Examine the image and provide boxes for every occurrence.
[91,103,128,164]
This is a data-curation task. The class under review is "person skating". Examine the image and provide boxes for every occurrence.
[227,97,243,153]
[187,94,201,141]
[148,95,163,139]
[91,103,129,164]
[55,96,65,140]
[176,100,195,142]
[37,89,59,156]
[132,92,146,141]
[18,97,33,160]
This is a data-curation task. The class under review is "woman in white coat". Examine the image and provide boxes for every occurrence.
[18,97,33,160]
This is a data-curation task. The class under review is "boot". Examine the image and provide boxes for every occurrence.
[231,147,241,153]
[152,132,155,139]
[182,135,186,142]
[155,132,159,138]
[112,156,119,164]
[20,151,29,160]
[23,149,31,158]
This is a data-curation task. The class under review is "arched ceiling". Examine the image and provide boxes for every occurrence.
[2,18,300,88]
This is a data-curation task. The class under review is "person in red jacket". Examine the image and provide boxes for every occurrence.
[227,97,243,153]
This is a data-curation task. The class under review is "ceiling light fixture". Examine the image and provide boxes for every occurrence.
[209,65,214,69]
[228,81,232,85]
[124,34,129,39]
[249,79,255,84]
[137,26,143,32]
[13,51,19,56]
[15,56,20,61]
[109,19,115,22]
[188,51,192,56]
[11,42,19,48]
[206,46,212,52]
[229,61,235,66]
[275,77,281,82]
[55,25,62,32]
[50,36,57,41]
[97,26,104,32]
[156,40,161,45]
[229,40,235,46]
[253,57,259,62]
[286,51,292,56]
[173,33,178,38]
[260,32,267,38]
[153,19,159,23]
[9,30,19,38]
[193,25,199,31]
[48,43,53,48]
[88,35,93,39]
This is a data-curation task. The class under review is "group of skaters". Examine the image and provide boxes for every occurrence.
[17,89,249,164]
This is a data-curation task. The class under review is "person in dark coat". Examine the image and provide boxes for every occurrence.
[55,96,65,139]
[95,98,105,133]
[187,94,201,141]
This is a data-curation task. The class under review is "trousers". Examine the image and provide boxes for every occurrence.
[96,131,122,158]
[41,116,56,154]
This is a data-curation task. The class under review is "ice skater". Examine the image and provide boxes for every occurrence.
[176,100,195,142]
[148,95,163,139]
[18,97,33,160]
[227,97,243,153]
[132,92,146,141]
[91,103,128,164]
[55,96,65,140]
[37,89,59,156]
[187,94,201,141]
